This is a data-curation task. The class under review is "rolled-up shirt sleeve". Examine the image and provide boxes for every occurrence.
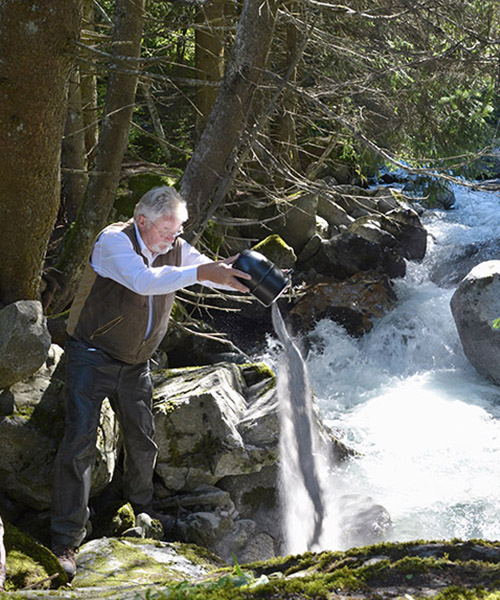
[91,228,233,294]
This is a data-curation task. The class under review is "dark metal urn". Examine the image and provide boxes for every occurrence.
[233,249,290,306]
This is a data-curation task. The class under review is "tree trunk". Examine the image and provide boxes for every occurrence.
[0,515,5,591]
[141,81,171,162]
[62,66,89,222]
[48,0,146,313]
[275,0,300,180]
[180,0,280,230]
[81,0,99,166]
[194,0,225,138]
[0,0,82,306]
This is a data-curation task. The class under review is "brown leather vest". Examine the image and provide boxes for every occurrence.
[67,220,182,364]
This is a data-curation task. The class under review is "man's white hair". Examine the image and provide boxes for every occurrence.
[133,186,188,223]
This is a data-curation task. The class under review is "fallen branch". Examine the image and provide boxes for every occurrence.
[21,572,60,591]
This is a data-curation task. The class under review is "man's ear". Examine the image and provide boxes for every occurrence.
[136,215,147,230]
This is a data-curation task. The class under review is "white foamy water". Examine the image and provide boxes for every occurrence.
[265,184,500,551]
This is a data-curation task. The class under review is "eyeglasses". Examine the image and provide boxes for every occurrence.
[149,220,184,240]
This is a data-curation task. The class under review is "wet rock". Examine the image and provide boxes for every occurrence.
[337,493,392,549]
[429,239,500,287]
[299,230,406,280]
[403,176,456,209]
[451,260,500,386]
[218,465,282,561]
[151,362,349,561]
[349,207,427,260]
[291,272,397,337]
[0,301,51,389]
[385,208,427,259]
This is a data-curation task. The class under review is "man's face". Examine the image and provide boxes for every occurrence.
[137,214,184,254]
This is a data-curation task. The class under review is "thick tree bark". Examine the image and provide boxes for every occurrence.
[275,0,300,177]
[194,0,225,138]
[180,0,280,230]
[62,67,89,222]
[48,0,146,313]
[81,0,99,166]
[0,0,82,306]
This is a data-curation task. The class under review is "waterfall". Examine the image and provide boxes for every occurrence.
[271,303,326,553]
[267,184,500,551]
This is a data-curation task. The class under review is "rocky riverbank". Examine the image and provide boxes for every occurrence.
[0,177,439,593]
[4,536,500,598]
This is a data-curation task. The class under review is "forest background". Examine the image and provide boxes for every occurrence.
[1,0,500,327]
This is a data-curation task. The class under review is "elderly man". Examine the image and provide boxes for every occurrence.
[50,186,250,580]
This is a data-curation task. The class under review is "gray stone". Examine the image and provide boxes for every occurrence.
[273,192,318,253]
[151,363,349,562]
[450,260,500,385]
[152,364,278,492]
[323,231,406,279]
[0,301,51,389]
[337,493,392,549]
[74,537,221,588]
[317,195,355,229]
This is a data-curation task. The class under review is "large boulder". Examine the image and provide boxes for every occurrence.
[0,345,118,510]
[73,537,223,589]
[290,271,397,337]
[273,192,318,254]
[299,230,406,280]
[450,260,500,385]
[151,362,348,561]
[152,363,278,492]
[0,301,51,389]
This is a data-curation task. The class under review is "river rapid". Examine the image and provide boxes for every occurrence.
[263,183,500,553]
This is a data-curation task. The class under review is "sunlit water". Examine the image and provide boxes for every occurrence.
[263,184,500,551]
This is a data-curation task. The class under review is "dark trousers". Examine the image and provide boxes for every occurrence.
[51,338,158,547]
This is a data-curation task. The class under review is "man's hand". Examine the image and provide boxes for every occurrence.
[197,255,252,293]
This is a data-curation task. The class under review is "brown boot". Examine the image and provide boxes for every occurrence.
[52,544,77,582]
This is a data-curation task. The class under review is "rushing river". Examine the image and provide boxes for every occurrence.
[263,183,500,553]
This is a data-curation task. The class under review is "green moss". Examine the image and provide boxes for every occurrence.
[113,173,177,219]
[111,503,136,536]
[4,550,50,591]
[76,538,181,588]
[166,430,225,469]
[252,235,296,270]
[4,522,67,589]
[12,403,35,419]
[240,363,275,386]
[171,542,226,569]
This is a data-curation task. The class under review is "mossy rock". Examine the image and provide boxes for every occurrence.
[111,503,136,536]
[252,235,297,270]
[239,362,275,387]
[4,521,67,589]
[74,537,222,588]
[4,550,50,592]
